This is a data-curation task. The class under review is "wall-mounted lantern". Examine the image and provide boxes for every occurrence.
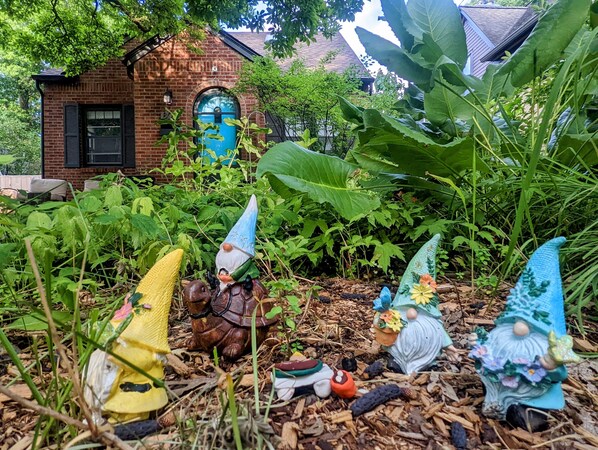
[163,89,173,105]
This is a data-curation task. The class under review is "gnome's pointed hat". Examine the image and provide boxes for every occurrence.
[496,237,566,336]
[222,195,258,257]
[112,249,183,353]
[391,234,442,317]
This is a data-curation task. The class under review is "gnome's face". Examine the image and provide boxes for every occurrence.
[387,307,446,374]
[479,321,551,418]
[215,242,250,289]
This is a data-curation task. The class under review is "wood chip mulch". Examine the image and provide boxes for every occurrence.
[1,277,597,449]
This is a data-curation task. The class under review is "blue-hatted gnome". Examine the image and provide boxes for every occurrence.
[183,195,277,361]
[372,234,458,374]
[469,237,581,431]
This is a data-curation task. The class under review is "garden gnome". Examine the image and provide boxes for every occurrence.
[84,249,183,425]
[185,195,277,360]
[469,237,580,431]
[372,234,457,374]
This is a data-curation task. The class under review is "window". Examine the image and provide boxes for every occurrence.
[194,88,239,163]
[64,104,135,168]
[85,108,122,165]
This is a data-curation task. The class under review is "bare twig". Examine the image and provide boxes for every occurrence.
[0,384,133,450]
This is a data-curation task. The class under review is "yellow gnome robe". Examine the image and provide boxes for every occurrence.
[84,249,183,424]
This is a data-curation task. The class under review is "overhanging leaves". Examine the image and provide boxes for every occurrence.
[356,27,433,89]
[497,0,591,87]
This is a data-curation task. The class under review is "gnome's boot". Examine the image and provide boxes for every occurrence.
[506,404,549,432]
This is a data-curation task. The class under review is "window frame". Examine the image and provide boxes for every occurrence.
[63,103,135,169]
[82,105,124,167]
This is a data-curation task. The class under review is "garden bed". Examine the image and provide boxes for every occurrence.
[1,277,597,449]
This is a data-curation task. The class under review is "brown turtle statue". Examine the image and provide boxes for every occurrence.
[184,195,278,360]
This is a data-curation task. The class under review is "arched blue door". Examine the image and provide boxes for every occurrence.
[194,88,239,164]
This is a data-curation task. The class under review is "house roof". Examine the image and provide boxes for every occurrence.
[229,31,370,76]
[34,30,369,82]
[32,68,79,83]
[460,5,536,46]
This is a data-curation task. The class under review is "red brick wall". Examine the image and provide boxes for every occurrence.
[42,32,263,190]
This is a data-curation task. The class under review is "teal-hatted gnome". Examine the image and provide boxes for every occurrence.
[469,237,581,431]
[372,234,458,374]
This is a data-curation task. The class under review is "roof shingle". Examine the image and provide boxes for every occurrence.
[461,5,536,46]
[229,31,369,76]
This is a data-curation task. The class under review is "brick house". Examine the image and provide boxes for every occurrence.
[33,31,371,189]
[460,5,537,77]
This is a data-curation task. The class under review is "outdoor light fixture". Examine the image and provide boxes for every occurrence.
[163,89,173,105]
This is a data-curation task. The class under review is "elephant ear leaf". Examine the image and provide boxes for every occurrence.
[497,0,591,87]
[256,142,381,221]
[407,0,468,68]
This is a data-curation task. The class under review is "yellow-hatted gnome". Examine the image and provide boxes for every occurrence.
[84,249,183,425]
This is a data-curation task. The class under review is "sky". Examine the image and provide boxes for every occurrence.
[339,0,399,69]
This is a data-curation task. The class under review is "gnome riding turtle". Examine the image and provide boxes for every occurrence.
[469,237,581,431]
[184,195,277,360]
[84,249,184,425]
[372,234,458,374]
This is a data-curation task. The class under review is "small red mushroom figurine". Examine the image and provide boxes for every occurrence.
[330,369,357,399]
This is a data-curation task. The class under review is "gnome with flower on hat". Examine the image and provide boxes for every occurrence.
[469,237,581,431]
[84,249,184,425]
[372,234,458,374]
[184,195,277,360]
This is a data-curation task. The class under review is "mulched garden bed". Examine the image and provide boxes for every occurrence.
[1,277,597,449]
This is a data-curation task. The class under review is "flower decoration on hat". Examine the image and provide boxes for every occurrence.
[372,287,405,332]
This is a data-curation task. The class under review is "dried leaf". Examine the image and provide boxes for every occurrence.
[280,421,299,450]
[302,417,325,437]
[0,384,32,403]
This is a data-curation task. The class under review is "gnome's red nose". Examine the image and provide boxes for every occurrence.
[222,243,233,252]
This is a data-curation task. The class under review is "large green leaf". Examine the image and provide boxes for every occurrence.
[356,27,433,89]
[552,134,598,167]
[424,81,473,129]
[497,0,591,87]
[406,0,467,68]
[349,108,488,178]
[256,142,381,221]
[380,0,420,51]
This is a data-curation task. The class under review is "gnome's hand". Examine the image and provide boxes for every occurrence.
[467,332,478,347]
[539,354,559,371]
[445,345,460,362]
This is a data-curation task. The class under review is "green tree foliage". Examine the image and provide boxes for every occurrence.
[0,49,42,174]
[234,56,364,157]
[0,0,364,74]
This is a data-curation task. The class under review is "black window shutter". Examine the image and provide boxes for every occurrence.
[64,104,80,168]
[122,105,135,168]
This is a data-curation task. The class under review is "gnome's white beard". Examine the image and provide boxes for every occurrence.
[215,247,250,290]
[84,349,119,425]
[386,310,445,374]
[480,324,551,419]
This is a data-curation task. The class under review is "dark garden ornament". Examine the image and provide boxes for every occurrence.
[83,249,184,425]
[469,237,581,431]
[184,195,277,361]
[372,234,458,373]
